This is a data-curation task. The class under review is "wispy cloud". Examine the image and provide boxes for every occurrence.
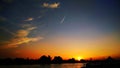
[0,27,15,36]
[0,24,43,49]
[42,2,60,9]
[24,17,34,21]
[38,16,42,19]
[21,24,33,28]
[60,16,66,24]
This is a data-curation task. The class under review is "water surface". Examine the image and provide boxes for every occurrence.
[0,63,84,68]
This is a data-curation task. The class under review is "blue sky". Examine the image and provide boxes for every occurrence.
[0,0,120,59]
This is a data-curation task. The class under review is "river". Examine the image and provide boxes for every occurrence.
[0,63,84,68]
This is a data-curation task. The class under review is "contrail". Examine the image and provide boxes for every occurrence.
[0,27,16,36]
[60,16,66,24]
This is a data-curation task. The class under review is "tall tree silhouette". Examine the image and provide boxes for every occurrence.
[38,55,51,64]
[52,56,63,64]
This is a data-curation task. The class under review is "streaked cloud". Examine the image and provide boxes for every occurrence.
[38,16,42,19]
[60,16,66,24]
[5,36,42,48]
[0,27,15,36]
[42,2,60,9]
[0,24,43,49]
[24,17,34,21]
[21,24,33,28]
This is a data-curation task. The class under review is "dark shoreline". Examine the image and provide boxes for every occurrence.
[0,56,120,68]
[0,55,84,65]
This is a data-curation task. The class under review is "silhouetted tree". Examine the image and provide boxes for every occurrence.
[105,56,115,64]
[38,55,51,64]
[14,58,26,64]
[80,59,86,63]
[106,56,114,61]
[52,56,63,64]
[68,58,76,63]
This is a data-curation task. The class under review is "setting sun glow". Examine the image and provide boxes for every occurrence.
[0,0,120,61]
[77,56,83,61]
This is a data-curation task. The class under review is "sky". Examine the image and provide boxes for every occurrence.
[0,0,120,60]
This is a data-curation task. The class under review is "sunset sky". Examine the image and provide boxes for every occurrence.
[0,0,120,60]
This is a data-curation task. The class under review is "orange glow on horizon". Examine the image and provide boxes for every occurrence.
[5,32,119,60]
[76,56,83,61]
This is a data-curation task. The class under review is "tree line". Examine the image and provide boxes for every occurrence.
[0,55,85,65]
[0,55,119,65]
